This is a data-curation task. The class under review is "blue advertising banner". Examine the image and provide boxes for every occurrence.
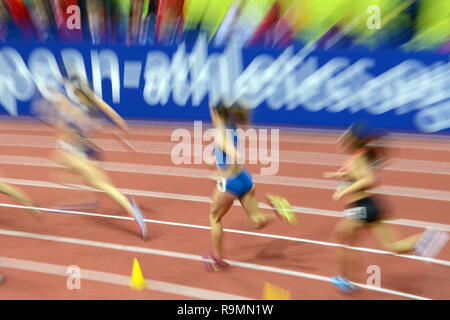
[0,35,449,133]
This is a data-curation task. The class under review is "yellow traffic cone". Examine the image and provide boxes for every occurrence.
[262,282,291,300]
[130,258,147,290]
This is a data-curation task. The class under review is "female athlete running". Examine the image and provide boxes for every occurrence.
[202,101,297,271]
[324,122,448,292]
[42,69,147,239]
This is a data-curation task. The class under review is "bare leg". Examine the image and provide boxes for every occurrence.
[50,150,98,205]
[0,181,40,215]
[50,165,98,206]
[209,188,235,259]
[370,221,422,254]
[333,218,365,281]
[58,152,133,214]
[239,186,274,229]
[56,151,148,238]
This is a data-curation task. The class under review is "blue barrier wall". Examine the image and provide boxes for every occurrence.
[1,35,449,133]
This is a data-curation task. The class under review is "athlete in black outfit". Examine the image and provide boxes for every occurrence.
[324,122,448,292]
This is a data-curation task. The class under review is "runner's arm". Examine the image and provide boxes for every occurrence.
[323,171,349,178]
[76,87,129,132]
[335,155,375,199]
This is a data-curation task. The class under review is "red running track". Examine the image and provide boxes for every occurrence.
[0,120,449,300]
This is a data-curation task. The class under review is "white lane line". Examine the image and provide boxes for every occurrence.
[0,257,251,300]
[1,202,449,267]
[0,229,430,300]
[0,155,449,202]
[1,120,450,146]
[273,137,450,152]
[0,132,450,176]
[392,219,450,231]
[1,176,450,232]
[1,135,450,176]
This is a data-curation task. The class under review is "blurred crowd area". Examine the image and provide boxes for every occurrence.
[0,0,448,52]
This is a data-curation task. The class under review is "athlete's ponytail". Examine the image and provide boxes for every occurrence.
[365,144,388,169]
[212,99,251,127]
[213,102,231,122]
[231,102,250,125]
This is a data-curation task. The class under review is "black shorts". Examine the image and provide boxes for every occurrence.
[344,197,382,223]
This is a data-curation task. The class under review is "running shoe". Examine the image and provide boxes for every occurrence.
[415,227,449,260]
[202,251,229,272]
[330,275,357,293]
[128,197,147,240]
[266,194,297,226]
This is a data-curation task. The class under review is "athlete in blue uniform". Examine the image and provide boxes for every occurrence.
[44,69,147,239]
[202,101,297,271]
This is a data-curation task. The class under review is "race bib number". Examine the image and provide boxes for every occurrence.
[217,177,227,192]
[344,206,367,220]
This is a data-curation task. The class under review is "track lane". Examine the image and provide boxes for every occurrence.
[0,230,429,300]
[0,160,449,225]
[2,123,445,300]
[0,198,447,299]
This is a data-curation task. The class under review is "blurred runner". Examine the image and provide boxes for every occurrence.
[202,100,297,271]
[40,66,147,239]
[324,121,449,292]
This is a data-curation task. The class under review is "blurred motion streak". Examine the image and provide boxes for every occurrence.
[0,0,446,52]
